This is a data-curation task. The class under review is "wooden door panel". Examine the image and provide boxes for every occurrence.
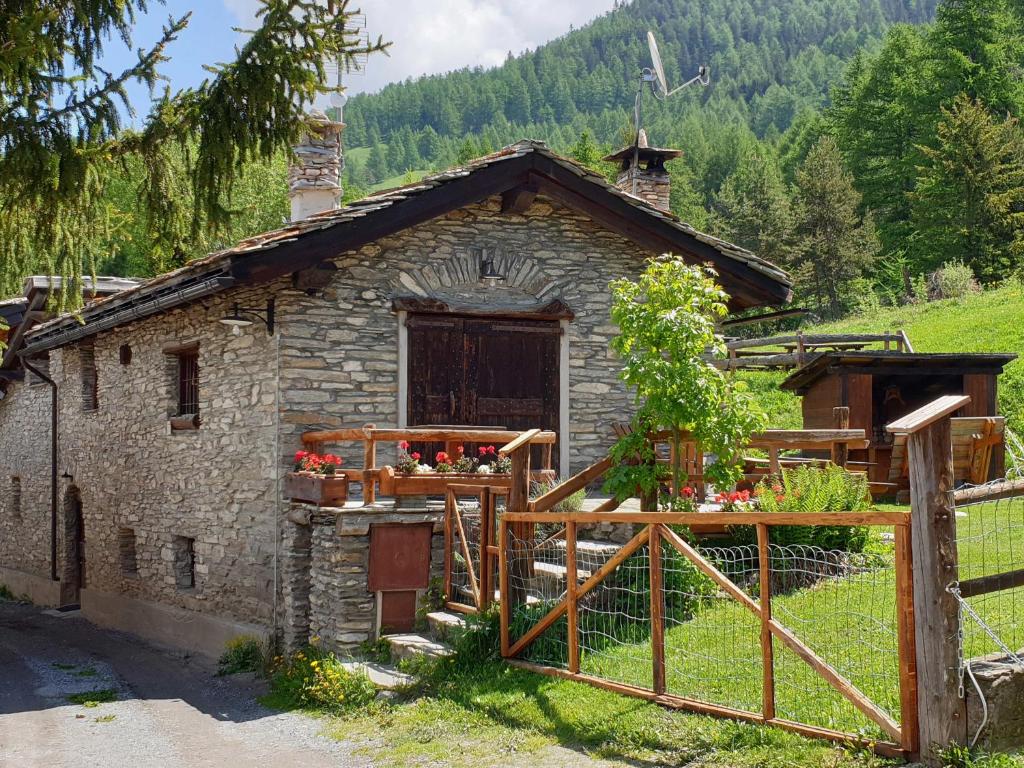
[407,314,560,472]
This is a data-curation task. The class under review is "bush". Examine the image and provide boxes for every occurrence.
[929,260,980,300]
[530,478,587,513]
[218,634,266,676]
[735,464,871,552]
[269,643,377,713]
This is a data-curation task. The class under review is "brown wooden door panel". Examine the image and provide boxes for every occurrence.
[407,313,560,471]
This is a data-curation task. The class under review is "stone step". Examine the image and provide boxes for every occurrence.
[339,660,414,690]
[426,611,467,643]
[383,633,453,663]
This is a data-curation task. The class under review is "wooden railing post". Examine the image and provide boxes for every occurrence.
[478,488,493,608]
[649,524,666,694]
[566,520,579,674]
[362,423,377,504]
[443,488,454,604]
[505,433,535,610]
[831,407,850,468]
[887,395,970,764]
[895,521,920,758]
[757,523,775,721]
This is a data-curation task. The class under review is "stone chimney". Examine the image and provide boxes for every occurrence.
[288,110,344,222]
[602,129,682,213]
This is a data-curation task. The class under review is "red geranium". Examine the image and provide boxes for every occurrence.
[411,452,420,460]
[436,451,449,464]
[682,486,694,498]
[398,440,410,451]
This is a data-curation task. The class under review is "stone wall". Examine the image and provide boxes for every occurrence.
[965,653,1024,751]
[0,380,53,579]
[47,284,282,627]
[276,193,646,475]
[302,505,445,653]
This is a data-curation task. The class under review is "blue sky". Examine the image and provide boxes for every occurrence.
[106,1,607,126]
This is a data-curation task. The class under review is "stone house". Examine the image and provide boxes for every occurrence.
[0,125,790,657]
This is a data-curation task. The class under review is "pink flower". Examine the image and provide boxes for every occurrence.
[436,451,449,463]
[398,441,410,451]
[411,452,420,460]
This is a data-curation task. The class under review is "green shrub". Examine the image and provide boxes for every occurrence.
[736,464,871,552]
[268,643,377,713]
[930,259,980,301]
[67,689,117,707]
[218,634,266,676]
[530,478,587,513]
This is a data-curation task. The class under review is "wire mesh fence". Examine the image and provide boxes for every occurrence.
[502,515,910,749]
[952,481,1024,662]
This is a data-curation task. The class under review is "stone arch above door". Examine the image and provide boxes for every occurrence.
[393,248,568,309]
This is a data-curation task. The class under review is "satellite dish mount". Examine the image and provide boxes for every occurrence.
[629,31,709,194]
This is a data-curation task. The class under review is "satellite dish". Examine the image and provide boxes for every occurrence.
[645,30,710,99]
[647,31,669,97]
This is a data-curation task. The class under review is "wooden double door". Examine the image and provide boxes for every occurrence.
[407,314,560,467]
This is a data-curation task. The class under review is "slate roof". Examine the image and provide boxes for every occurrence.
[24,140,792,352]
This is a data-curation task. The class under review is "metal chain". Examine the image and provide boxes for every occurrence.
[947,582,1024,669]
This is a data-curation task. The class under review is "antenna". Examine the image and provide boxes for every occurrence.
[645,30,709,100]
[323,2,370,120]
[627,31,709,195]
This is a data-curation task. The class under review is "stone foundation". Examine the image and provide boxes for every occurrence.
[965,653,1024,751]
[285,502,445,655]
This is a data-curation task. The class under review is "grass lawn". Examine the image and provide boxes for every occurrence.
[735,282,1024,434]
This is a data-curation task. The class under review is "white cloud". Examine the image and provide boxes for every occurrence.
[222,0,608,95]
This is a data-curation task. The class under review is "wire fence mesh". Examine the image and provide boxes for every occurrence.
[953,482,1024,661]
[447,496,482,610]
[504,520,904,743]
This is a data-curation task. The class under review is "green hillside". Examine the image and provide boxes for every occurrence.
[342,0,937,186]
[742,283,1024,432]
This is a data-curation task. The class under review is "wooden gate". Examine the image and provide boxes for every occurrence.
[498,508,918,758]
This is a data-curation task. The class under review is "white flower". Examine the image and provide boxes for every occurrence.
[414,463,432,474]
[477,465,491,474]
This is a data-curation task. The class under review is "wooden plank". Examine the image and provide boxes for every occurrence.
[503,510,910,526]
[757,523,775,721]
[895,523,920,758]
[566,521,579,674]
[727,333,911,351]
[831,407,850,467]
[650,525,666,694]
[662,524,902,742]
[501,428,543,454]
[768,617,903,741]
[479,489,493,609]
[452,498,480,607]
[954,478,1024,504]
[444,489,455,604]
[886,395,972,435]
[528,456,613,514]
[499,518,510,657]
[504,660,906,758]
[363,438,377,504]
[659,525,761,617]
[905,414,967,762]
[444,601,479,615]
[959,568,1024,598]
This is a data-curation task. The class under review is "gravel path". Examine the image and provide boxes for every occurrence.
[0,601,366,768]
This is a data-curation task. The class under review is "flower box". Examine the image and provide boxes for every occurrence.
[377,467,556,498]
[285,472,349,507]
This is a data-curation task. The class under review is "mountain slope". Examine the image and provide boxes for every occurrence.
[341,0,937,184]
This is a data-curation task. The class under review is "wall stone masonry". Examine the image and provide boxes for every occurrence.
[49,284,283,628]
[0,380,53,582]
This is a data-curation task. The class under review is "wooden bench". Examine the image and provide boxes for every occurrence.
[888,416,1005,490]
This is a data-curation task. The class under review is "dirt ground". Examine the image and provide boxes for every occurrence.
[0,600,368,768]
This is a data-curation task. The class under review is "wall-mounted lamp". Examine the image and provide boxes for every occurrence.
[219,298,275,336]
[477,248,504,286]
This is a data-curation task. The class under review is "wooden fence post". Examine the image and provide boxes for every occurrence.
[887,395,970,764]
[506,436,535,610]
[757,523,776,721]
[831,407,850,468]
[650,525,666,694]
[566,521,579,674]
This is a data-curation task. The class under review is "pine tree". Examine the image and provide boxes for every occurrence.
[569,130,605,171]
[0,0,387,306]
[910,94,1024,281]
[367,143,388,184]
[712,150,796,269]
[793,137,879,318]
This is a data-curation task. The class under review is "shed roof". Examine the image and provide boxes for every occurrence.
[781,351,1018,394]
[22,140,792,356]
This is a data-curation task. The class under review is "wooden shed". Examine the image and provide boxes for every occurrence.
[781,351,1016,490]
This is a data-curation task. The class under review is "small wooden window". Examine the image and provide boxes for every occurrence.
[119,527,138,576]
[173,535,195,589]
[80,342,98,411]
[9,476,21,519]
[119,344,132,365]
